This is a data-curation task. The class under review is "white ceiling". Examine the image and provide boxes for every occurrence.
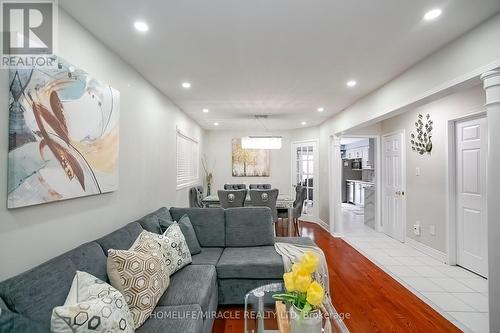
[60,0,500,130]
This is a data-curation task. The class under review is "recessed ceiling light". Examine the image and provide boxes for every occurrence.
[181,82,191,89]
[424,8,442,21]
[202,108,209,113]
[213,122,219,126]
[134,21,149,32]
[301,121,307,126]
[346,80,357,87]
[317,107,324,112]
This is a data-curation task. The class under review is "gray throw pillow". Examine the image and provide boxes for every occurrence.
[156,208,175,232]
[177,215,202,255]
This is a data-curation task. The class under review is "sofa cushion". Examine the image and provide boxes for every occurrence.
[225,207,274,247]
[178,215,202,255]
[217,247,284,279]
[170,208,225,247]
[148,207,174,230]
[136,305,203,333]
[191,248,224,266]
[65,242,108,282]
[275,237,316,247]
[136,213,162,234]
[0,297,46,333]
[0,242,107,327]
[96,222,143,254]
[158,265,216,313]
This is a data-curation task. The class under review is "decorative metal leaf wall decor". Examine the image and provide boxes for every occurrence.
[410,113,433,155]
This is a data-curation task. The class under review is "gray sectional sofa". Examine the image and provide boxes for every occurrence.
[0,206,314,333]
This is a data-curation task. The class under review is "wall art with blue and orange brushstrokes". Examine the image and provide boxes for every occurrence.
[7,58,120,208]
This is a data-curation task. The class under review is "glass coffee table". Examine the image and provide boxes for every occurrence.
[244,283,349,333]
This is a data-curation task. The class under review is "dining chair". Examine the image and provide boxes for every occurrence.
[249,189,279,234]
[218,189,247,208]
[223,184,247,190]
[278,185,307,236]
[249,184,272,189]
[189,186,204,208]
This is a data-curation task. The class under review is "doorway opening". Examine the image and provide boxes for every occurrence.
[339,137,379,235]
[291,140,319,222]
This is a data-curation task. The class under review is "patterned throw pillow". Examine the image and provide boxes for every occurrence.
[51,271,134,333]
[131,224,192,275]
[107,248,169,328]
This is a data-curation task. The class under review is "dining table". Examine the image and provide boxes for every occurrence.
[202,194,295,235]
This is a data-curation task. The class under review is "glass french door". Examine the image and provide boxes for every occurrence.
[291,141,319,219]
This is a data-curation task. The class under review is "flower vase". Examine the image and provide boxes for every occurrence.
[289,305,322,333]
[207,184,211,196]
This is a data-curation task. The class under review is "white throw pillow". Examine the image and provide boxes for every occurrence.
[51,271,134,333]
[131,224,192,275]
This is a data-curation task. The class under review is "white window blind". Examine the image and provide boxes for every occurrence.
[176,129,199,189]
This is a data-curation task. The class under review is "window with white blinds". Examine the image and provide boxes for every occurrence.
[176,130,199,189]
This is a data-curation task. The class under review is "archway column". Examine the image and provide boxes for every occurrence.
[480,69,500,333]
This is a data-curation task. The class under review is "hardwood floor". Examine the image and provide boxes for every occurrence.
[213,221,462,333]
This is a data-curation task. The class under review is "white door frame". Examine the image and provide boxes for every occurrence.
[291,139,320,222]
[330,134,382,236]
[381,130,407,242]
[446,110,487,266]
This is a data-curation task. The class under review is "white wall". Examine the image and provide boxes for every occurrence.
[203,127,319,196]
[380,85,485,252]
[0,10,204,281]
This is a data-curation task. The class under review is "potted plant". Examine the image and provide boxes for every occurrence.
[202,155,214,196]
[273,252,325,333]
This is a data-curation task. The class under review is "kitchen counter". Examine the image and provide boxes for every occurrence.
[346,179,375,186]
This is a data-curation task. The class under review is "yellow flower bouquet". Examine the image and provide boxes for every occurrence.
[272,252,325,319]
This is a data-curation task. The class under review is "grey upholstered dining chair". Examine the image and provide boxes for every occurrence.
[217,189,247,208]
[249,184,272,189]
[224,184,247,190]
[189,186,204,208]
[278,184,307,236]
[249,189,279,233]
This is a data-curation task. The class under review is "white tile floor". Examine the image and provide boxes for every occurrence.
[340,203,489,333]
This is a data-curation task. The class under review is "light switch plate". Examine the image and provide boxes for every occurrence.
[416,167,421,176]
[429,225,436,236]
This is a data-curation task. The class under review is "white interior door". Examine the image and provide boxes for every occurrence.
[382,132,405,242]
[291,141,319,219]
[456,116,488,277]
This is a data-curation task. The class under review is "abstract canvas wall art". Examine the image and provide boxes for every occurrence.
[232,138,270,177]
[8,58,120,208]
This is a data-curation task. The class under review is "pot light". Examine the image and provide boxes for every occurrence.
[424,8,442,21]
[202,108,209,113]
[317,107,324,112]
[134,21,149,32]
[242,136,282,150]
[346,80,357,87]
[301,121,307,126]
[181,82,191,89]
[213,122,219,126]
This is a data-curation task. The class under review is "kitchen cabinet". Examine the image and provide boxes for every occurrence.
[346,147,363,160]
[362,146,370,168]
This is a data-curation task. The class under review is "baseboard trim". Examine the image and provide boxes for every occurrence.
[300,217,330,233]
[405,238,447,263]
